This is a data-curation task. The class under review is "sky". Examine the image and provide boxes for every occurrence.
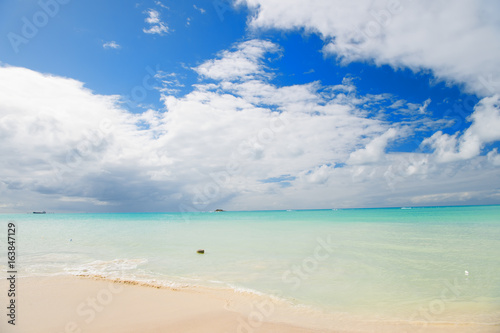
[0,0,499,213]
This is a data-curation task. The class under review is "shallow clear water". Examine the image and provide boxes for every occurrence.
[1,205,499,324]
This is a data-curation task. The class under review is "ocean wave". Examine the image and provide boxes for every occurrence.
[64,258,149,277]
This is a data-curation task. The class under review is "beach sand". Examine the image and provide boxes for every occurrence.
[0,276,498,333]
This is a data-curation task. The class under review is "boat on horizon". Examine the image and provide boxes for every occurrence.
[33,211,46,214]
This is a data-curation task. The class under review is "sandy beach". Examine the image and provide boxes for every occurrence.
[1,275,331,333]
[0,275,498,333]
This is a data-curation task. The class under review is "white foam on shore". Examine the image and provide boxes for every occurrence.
[64,258,149,276]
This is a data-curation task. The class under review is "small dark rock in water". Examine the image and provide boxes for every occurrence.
[214,209,224,212]
[197,249,205,254]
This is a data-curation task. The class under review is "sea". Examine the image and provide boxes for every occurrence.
[1,205,499,329]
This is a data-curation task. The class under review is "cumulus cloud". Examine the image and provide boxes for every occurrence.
[422,95,500,163]
[143,9,169,35]
[487,149,500,166]
[194,39,280,81]
[0,65,174,212]
[348,128,399,165]
[237,0,500,97]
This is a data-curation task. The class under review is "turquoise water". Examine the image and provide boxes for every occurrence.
[1,205,499,324]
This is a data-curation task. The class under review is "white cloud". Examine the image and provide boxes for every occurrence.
[422,95,500,163]
[348,128,399,165]
[193,5,206,14]
[143,9,169,35]
[419,98,431,114]
[155,1,169,9]
[194,39,280,81]
[237,0,500,97]
[154,71,185,95]
[298,164,332,185]
[103,41,121,49]
[487,149,500,166]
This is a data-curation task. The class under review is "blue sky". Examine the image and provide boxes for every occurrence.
[0,0,499,212]
[1,1,241,103]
